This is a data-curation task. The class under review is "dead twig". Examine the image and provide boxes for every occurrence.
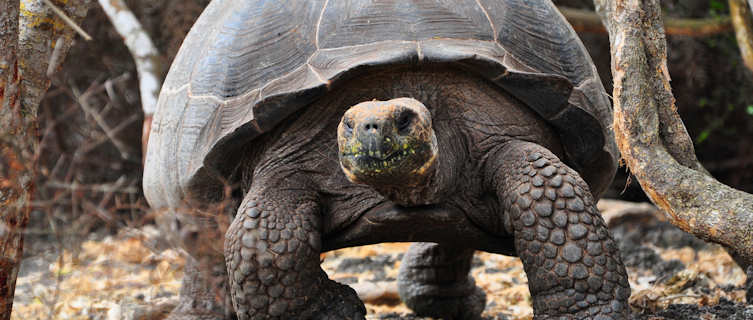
[45,176,139,194]
[66,77,139,161]
[596,199,659,228]
[74,104,140,161]
[729,0,753,73]
[41,0,92,41]
[560,6,733,37]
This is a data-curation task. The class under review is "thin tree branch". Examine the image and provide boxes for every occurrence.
[560,6,734,37]
[75,80,138,160]
[41,0,92,41]
[98,0,161,160]
[729,0,753,73]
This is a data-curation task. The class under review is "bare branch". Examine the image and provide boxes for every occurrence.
[594,0,753,268]
[729,0,753,73]
[98,0,160,116]
[560,6,734,37]
[97,0,161,161]
[45,176,139,194]
[75,83,139,160]
[41,0,92,41]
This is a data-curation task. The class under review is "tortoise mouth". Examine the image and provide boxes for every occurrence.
[339,142,436,186]
[343,148,408,166]
[342,143,424,171]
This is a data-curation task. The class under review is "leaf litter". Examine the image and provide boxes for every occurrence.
[11,202,752,320]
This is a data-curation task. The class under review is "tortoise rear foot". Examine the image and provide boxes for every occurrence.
[401,286,486,320]
[167,257,235,320]
[398,243,485,320]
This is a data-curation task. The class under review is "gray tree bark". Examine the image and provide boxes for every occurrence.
[0,1,91,318]
[0,0,24,315]
[594,0,753,269]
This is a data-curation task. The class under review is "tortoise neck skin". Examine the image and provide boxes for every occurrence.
[338,98,441,206]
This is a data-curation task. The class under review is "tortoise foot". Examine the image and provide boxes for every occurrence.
[167,257,234,320]
[402,285,486,320]
[398,243,485,320]
[306,279,366,320]
[532,300,628,320]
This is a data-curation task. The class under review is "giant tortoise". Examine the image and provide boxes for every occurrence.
[144,0,631,319]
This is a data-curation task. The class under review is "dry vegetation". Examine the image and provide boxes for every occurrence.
[10,205,751,319]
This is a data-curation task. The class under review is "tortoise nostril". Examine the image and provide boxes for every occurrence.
[365,123,378,130]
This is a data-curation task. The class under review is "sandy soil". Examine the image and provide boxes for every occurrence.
[10,201,752,320]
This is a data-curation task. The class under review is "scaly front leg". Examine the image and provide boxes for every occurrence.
[224,180,365,320]
[488,141,630,319]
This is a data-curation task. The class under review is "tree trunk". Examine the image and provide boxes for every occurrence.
[0,1,90,318]
[594,0,753,269]
[1,0,25,317]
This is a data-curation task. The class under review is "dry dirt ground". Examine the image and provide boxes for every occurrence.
[11,200,753,320]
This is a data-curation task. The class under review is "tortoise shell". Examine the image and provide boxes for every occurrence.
[144,0,618,208]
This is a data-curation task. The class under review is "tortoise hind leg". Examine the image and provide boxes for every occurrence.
[488,141,630,319]
[166,256,235,320]
[398,242,486,320]
[156,202,235,319]
[224,180,365,320]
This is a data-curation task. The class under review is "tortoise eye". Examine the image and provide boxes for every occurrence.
[397,111,414,133]
[343,119,354,135]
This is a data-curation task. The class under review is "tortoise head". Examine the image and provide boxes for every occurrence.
[338,98,438,188]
